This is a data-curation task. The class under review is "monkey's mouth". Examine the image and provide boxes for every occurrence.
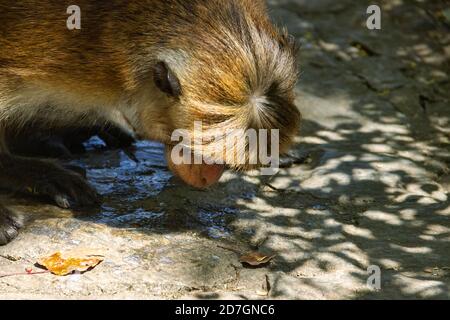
[164,145,226,188]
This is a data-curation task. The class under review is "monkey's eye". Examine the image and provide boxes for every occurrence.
[153,61,182,98]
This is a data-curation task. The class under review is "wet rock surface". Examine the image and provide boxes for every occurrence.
[1,0,449,299]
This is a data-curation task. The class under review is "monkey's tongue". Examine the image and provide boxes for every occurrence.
[165,146,225,189]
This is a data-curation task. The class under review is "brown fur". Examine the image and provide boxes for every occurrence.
[0,0,300,169]
[0,0,302,245]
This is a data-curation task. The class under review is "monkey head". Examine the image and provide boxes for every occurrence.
[129,0,301,188]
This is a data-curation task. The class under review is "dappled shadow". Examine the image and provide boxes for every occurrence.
[1,0,449,299]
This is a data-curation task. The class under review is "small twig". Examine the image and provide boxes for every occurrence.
[0,270,49,279]
[265,274,271,295]
[0,254,21,262]
[254,236,269,250]
[264,183,282,192]
[217,245,241,255]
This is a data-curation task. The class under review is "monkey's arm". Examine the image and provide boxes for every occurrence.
[8,123,135,159]
[0,153,99,209]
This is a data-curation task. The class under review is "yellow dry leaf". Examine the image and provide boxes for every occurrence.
[37,251,104,276]
[239,252,275,266]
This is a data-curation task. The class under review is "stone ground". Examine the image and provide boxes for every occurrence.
[1,0,449,299]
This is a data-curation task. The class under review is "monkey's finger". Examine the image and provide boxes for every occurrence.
[54,194,71,209]
[123,147,139,163]
[35,172,99,209]
[27,182,72,209]
[0,225,20,245]
[0,208,24,245]
[99,126,135,149]
[63,178,101,208]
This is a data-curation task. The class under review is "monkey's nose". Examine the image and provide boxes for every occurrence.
[169,162,225,189]
[165,145,225,188]
[197,163,226,188]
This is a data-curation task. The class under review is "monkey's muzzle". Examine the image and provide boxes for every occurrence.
[165,145,226,189]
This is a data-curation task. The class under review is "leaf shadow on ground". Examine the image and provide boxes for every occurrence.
[1,0,449,299]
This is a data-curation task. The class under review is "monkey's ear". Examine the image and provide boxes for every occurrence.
[153,61,182,98]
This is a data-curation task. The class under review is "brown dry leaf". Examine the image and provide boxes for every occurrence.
[239,252,275,267]
[37,249,104,276]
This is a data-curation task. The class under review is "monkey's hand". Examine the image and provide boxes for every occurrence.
[0,154,100,209]
[0,205,24,245]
